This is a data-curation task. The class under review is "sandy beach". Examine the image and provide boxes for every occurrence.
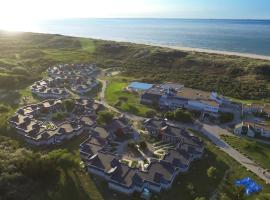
[157,44,270,61]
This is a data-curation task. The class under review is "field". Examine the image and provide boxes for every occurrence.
[105,76,155,116]
[221,135,270,170]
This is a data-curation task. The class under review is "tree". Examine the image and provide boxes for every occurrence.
[164,111,174,120]
[186,183,196,197]
[97,111,114,124]
[219,112,234,123]
[207,166,218,179]
[174,109,193,123]
[139,141,147,150]
[64,99,75,112]
[145,110,156,118]
[195,197,206,200]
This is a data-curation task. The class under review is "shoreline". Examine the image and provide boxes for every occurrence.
[159,45,270,61]
[3,29,270,61]
[85,36,270,61]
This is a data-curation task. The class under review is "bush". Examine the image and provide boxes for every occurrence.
[97,111,114,124]
[139,141,147,150]
[174,109,193,123]
[145,110,156,118]
[64,99,75,112]
[118,96,128,102]
[207,166,218,179]
[219,112,234,123]
[52,112,67,121]
[0,104,10,113]
[164,111,175,120]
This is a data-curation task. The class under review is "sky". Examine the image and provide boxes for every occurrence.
[0,0,269,31]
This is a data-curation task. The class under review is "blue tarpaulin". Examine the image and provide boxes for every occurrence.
[235,177,262,196]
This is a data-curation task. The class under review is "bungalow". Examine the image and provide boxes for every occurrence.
[234,121,270,138]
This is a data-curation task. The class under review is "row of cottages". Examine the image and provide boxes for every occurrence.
[31,85,70,99]
[9,98,96,145]
[32,63,97,99]
[141,83,222,114]
[48,64,97,78]
[80,127,203,195]
[143,118,204,160]
[234,121,270,138]
[242,103,270,118]
[71,78,99,95]
[10,115,95,145]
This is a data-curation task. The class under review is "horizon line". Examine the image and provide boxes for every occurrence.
[38,17,270,21]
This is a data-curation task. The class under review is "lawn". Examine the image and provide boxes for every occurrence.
[221,135,270,170]
[105,76,154,116]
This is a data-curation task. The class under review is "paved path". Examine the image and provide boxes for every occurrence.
[200,123,270,184]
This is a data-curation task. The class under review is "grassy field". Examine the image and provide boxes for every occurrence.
[221,135,270,170]
[188,130,270,200]
[105,76,155,116]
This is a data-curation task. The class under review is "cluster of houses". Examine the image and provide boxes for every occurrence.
[80,118,204,195]
[128,82,227,115]
[234,103,270,139]
[30,64,98,98]
[9,98,99,146]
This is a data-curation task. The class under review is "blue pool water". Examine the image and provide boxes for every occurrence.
[128,82,153,90]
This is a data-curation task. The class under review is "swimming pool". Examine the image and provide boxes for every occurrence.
[128,82,153,90]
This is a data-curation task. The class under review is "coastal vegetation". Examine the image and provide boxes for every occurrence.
[221,135,270,170]
[1,31,270,106]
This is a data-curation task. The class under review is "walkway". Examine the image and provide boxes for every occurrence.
[200,123,270,184]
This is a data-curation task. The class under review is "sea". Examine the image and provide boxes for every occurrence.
[33,18,270,56]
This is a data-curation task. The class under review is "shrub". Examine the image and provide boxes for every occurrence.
[0,104,10,113]
[145,110,156,118]
[174,109,193,123]
[118,96,128,102]
[207,166,218,179]
[52,112,67,121]
[219,112,234,123]
[64,99,75,112]
[97,111,114,124]
[139,141,147,150]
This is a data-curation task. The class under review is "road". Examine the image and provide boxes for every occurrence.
[97,72,270,184]
[200,123,270,184]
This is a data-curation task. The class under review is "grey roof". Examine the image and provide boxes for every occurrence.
[88,152,119,172]
[94,126,110,139]
[110,164,137,187]
[164,149,190,168]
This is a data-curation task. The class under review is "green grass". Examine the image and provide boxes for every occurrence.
[43,49,93,63]
[221,135,270,170]
[105,76,154,116]
[186,130,270,200]
[80,38,96,53]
